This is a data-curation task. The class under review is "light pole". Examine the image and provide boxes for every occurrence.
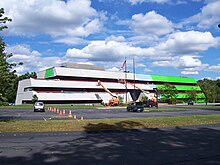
[124,65,128,104]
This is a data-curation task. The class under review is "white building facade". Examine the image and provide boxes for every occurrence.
[15,64,157,105]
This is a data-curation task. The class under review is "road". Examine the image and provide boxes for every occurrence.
[0,105,220,120]
[1,124,220,164]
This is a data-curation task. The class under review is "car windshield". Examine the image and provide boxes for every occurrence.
[35,102,44,106]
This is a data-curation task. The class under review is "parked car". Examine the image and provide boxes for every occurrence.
[188,100,194,105]
[127,102,144,112]
[34,102,45,112]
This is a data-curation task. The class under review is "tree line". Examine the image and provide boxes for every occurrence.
[0,8,219,106]
[0,8,36,105]
[157,80,220,104]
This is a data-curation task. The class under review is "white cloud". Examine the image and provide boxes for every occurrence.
[65,40,153,62]
[6,45,63,75]
[144,68,152,73]
[151,55,209,75]
[155,31,218,55]
[128,0,170,5]
[184,1,220,29]
[106,35,126,42]
[181,71,199,75]
[206,64,220,73]
[1,0,104,40]
[53,37,88,45]
[128,0,188,5]
[65,30,218,75]
[66,48,92,59]
[130,11,173,36]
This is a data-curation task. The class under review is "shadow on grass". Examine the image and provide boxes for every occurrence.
[84,120,144,133]
[0,116,19,122]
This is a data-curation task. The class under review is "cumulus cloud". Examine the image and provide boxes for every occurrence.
[65,40,154,62]
[0,0,104,42]
[65,29,218,75]
[128,0,188,5]
[183,0,220,29]
[181,71,199,75]
[6,45,63,75]
[130,11,173,36]
[206,64,220,73]
[151,55,209,75]
[154,31,218,55]
[128,0,170,5]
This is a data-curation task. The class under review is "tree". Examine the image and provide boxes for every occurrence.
[17,72,37,81]
[0,8,22,105]
[197,79,220,104]
[0,8,12,31]
[185,88,197,103]
[158,83,178,104]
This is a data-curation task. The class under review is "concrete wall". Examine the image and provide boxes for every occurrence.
[15,78,151,105]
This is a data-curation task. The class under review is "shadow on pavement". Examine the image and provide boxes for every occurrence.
[1,121,220,164]
[0,116,20,122]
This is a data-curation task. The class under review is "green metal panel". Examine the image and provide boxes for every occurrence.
[44,68,54,78]
[156,85,201,91]
[175,86,201,91]
[151,75,196,84]
[176,93,205,99]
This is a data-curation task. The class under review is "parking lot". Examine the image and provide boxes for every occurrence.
[1,105,220,165]
[0,105,220,121]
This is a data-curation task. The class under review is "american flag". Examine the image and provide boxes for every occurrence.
[119,60,126,71]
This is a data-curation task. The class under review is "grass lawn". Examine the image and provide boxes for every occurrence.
[1,114,220,133]
[0,104,103,109]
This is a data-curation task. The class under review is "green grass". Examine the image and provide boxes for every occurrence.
[145,105,220,111]
[0,104,103,109]
[1,114,220,133]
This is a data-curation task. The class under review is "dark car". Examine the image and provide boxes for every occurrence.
[188,100,194,105]
[34,102,45,112]
[127,102,144,112]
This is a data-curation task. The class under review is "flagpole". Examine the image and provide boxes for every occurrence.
[133,56,136,101]
[124,57,127,104]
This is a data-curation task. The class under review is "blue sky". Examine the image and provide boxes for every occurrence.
[1,0,220,80]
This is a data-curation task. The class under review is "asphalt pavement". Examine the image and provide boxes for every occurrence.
[0,105,220,120]
[1,124,220,164]
[1,106,220,164]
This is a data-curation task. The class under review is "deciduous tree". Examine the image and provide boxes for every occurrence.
[158,83,178,104]
[0,8,22,105]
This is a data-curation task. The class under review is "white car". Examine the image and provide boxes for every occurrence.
[34,102,45,112]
